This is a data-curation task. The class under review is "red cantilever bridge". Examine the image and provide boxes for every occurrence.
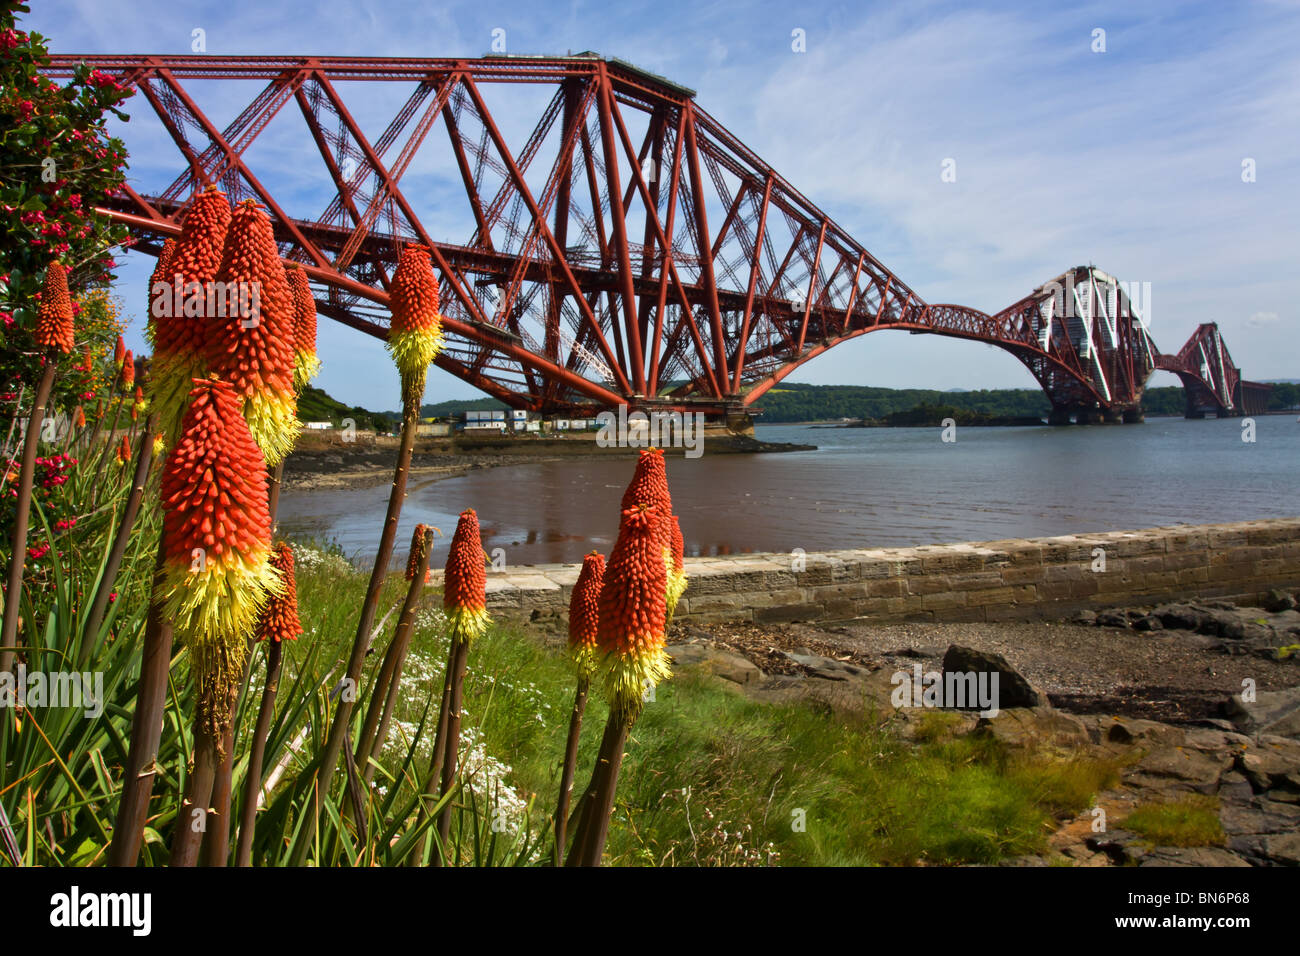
[44,53,1271,422]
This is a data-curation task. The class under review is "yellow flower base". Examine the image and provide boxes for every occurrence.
[666,569,688,624]
[572,643,599,683]
[447,603,491,646]
[603,643,671,723]
[156,546,283,650]
[242,388,301,466]
[294,349,321,391]
[155,548,284,736]
[387,326,444,388]
[148,351,206,444]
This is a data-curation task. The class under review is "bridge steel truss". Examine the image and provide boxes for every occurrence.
[42,54,1268,419]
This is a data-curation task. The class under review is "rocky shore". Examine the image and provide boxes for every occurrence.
[647,591,1300,866]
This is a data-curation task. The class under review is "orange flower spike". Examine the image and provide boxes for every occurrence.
[116,434,131,465]
[255,543,303,643]
[81,345,93,372]
[620,447,675,593]
[149,192,229,440]
[155,376,281,729]
[74,406,86,430]
[620,448,672,541]
[35,261,74,353]
[443,508,490,644]
[286,264,320,391]
[145,238,177,347]
[387,244,445,402]
[207,199,300,465]
[596,504,671,720]
[114,334,126,369]
[568,551,605,680]
[132,385,146,421]
[405,522,436,583]
[121,350,135,388]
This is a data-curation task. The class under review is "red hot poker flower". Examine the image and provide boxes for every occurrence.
[620,447,671,513]
[150,191,230,441]
[621,447,676,603]
[121,350,134,387]
[620,448,672,545]
[146,238,176,346]
[568,551,605,680]
[255,543,302,643]
[596,504,670,721]
[156,376,281,734]
[285,264,320,391]
[406,522,435,583]
[154,190,229,358]
[387,244,445,401]
[35,261,74,353]
[443,508,489,644]
[207,200,299,464]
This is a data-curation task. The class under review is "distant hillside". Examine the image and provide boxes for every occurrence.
[420,397,508,418]
[751,384,1051,422]
[297,386,391,431]
[750,382,1299,422]
[313,379,1300,430]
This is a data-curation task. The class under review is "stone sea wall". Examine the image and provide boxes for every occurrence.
[432,518,1300,626]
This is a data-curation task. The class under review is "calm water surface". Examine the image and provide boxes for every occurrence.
[276,416,1299,568]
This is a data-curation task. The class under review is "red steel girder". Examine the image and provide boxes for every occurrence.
[42,54,1265,417]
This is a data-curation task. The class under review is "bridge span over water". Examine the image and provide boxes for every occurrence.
[44,53,1271,422]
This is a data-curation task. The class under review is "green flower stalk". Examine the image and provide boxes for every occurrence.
[290,244,444,865]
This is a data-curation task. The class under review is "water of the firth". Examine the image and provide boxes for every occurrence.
[276,415,1298,568]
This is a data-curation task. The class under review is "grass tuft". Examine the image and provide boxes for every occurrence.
[1122,795,1224,847]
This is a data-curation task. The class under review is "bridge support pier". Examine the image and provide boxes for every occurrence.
[1122,408,1144,424]
[1076,408,1106,425]
[725,411,756,436]
[1048,406,1073,426]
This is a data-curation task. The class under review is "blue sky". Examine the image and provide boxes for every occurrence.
[26,0,1300,412]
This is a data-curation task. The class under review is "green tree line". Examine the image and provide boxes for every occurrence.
[308,381,1300,428]
[750,382,1300,423]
